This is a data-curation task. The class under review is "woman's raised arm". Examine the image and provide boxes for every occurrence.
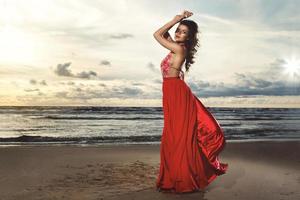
[153,18,183,53]
[153,10,193,53]
[163,31,174,43]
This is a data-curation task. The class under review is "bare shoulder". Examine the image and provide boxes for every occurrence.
[171,44,186,55]
[170,46,186,67]
[171,45,186,57]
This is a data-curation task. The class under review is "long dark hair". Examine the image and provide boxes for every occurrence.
[179,20,200,73]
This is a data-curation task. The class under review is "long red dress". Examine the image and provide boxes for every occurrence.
[156,48,228,193]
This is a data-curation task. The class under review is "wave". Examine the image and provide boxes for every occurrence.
[38,116,163,120]
[1,132,299,145]
[0,135,162,143]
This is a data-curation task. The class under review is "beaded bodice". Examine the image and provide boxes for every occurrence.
[160,46,186,80]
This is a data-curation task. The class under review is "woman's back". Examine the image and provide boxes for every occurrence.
[160,45,186,80]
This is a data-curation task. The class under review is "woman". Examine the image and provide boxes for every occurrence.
[153,10,229,193]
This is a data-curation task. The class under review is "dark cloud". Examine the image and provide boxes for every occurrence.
[29,79,37,85]
[99,60,111,66]
[54,62,73,77]
[54,62,98,79]
[189,78,299,97]
[76,71,97,79]
[40,80,47,85]
[122,87,142,96]
[29,79,47,86]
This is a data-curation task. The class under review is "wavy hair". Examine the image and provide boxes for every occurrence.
[179,20,200,73]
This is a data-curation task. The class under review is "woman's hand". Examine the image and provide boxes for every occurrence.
[173,10,193,22]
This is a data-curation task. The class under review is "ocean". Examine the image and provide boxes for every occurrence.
[0,106,299,146]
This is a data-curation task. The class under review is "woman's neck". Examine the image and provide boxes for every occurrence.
[177,42,186,47]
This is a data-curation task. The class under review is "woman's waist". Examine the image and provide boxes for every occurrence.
[162,77,185,84]
[163,76,181,80]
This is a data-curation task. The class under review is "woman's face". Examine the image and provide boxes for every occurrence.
[175,24,189,43]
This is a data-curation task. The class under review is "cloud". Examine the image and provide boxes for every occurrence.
[122,87,142,96]
[40,80,47,85]
[1,0,300,107]
[25,56,300,104]
[75,87,82,92]
[55,91,68,98]
[49,30,134,48]
[38,91,45,96]
[54,85,144,100]
[132,82,145,86]
[188,58,300,97]
[109,33,133,39]
[29,79,47,85]
[76,71,97,79]
[153,78,162,84]
[24,88,40,92]
[234,73,272,88]
[29,79,37,85]
[99,60,111,66]
[147,62,159,73]
[66,81,75,85]
[54,62,98,79]
[51,78,155,101]
[54,62,73,77]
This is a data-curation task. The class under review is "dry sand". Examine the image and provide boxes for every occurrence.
[0,140,299,200]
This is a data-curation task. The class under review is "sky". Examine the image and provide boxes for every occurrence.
[0,0,299,107]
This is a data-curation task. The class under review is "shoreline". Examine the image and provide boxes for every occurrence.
[0,138,299,148]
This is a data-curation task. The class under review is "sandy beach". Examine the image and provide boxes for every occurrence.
[0,140,299,200]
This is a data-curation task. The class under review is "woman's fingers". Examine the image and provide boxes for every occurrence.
[182,10,193,18]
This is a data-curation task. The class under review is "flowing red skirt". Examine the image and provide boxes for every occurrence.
[156,76,228,193]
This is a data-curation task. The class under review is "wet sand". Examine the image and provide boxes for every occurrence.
[0,140,299,200]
